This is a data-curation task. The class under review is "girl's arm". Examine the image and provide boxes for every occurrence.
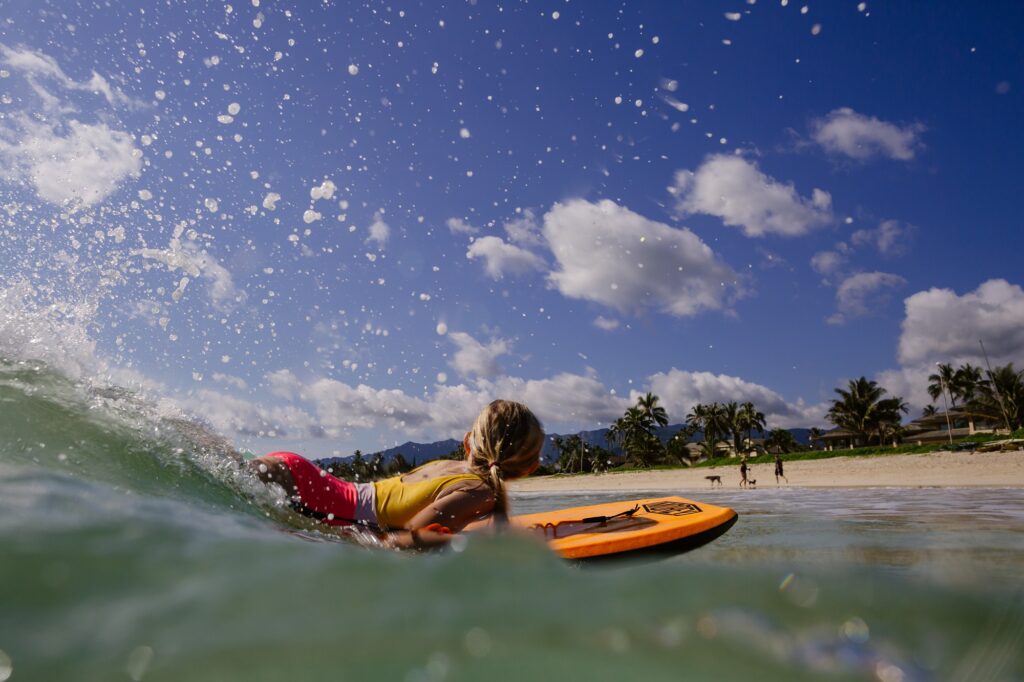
[388,486,495,550]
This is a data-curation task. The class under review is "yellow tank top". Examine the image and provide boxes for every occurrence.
[372,464,485,529]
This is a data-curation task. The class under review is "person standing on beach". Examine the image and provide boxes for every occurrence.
[739,457,749,488]
[774,453,788,485]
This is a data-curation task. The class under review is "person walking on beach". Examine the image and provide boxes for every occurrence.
[774,453,788,485]
[739,457,749,488]
[249,399,544,549]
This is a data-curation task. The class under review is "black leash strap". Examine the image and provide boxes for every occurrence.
[532,504,641,537]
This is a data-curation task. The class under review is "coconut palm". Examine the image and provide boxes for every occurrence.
[724,401,742,455]
[877,421,905,447]
[827,377,900,447]
[953,364,984,405]
[350,450,368,480]
[688,402,731,458]
[922,404,938,418]
[637,392,669,429]
[927,363,958,408]
[969,363,1024,431]
[556,434,588,473]
[609,405,662,467]
[738,401,767,452]
[686,403,709,455]
[388,453,411,475]
[765,428,798,454]
[873,396,909,445]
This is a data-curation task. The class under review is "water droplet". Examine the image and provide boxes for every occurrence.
[124,645,154,681]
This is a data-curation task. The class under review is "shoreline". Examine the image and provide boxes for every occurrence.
[510,449,1024,493]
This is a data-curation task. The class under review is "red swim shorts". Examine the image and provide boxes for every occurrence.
[265,451,357,526]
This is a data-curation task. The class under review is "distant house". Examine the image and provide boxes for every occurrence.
[682,440,738,462]
[820,427,859,451]
[903,409,1005,445]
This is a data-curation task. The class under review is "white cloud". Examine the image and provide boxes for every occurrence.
[212,373,249,390]
[446,217,479,235]
[593,316,620,331]
[0,45,141,208]
[0,115,141,207]
[810,248,849,280]
[172,363,834,447]
[670,155,832,237]
[466,236,546,279]
[214,369,628,443]
[300,378,435,435]
[827,271,907,325]
[543,199,741,317]
[897,279,1024,367]
[850,219,914,256]
[811,108,924,161]
[876,280,1024,410]
[503,209,543,246]
[266,368,304,399]
[644,368,827,428]
[367,213,390,246]
[0,44,132,107]
[179,388,320,439]
[479,372,630,428]
[448,331,511,378]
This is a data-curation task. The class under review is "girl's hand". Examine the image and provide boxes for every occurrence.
[392,523,454,550]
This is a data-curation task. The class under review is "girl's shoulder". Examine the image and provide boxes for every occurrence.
[401,458,472,483]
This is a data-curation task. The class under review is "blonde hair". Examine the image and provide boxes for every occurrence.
[467,399,544,524]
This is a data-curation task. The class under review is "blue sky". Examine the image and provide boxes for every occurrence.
[1,1,1022,456]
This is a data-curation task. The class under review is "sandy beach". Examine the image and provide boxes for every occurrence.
[511,449,1024,493]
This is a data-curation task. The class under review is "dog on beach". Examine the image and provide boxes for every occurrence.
[705,475,722,488]
[747,479,756,489]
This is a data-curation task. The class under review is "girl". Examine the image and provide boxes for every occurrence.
[250,399,544,549]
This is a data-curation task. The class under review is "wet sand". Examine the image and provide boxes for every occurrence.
[511,449,1024,493]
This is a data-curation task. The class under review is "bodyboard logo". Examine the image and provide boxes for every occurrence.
[643,501,702,516]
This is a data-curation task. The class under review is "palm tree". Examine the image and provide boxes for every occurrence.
[738,401,766,452]
[722,402,740,455]
[953,364,984,406]
[922,404,938,418]
[350,450,367,480]
[969,363,1024,431]
[609,404,662,468]
[808,427,824,450]
[928,363,958,409]
[878,421,905,447]
[556,434,588,473]
[689,402,731,458]
[873,396,909,445]
[765,428,799,454]
[827,377,898,447]
[369,453,386,478]
[686,403,709,456]
[637,392,669,429]
[388,453,411,475]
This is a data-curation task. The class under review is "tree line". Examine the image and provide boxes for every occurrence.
[550,393,804,471]
[323,361,1023,478]
[550,361,1024,471]
[822,362,1023,448]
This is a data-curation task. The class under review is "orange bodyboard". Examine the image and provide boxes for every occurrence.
[504,495,738,560]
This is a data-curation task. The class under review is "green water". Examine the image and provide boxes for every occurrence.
[1,361,1022,681]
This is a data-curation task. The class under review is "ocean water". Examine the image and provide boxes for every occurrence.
[1,360,1023,682]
